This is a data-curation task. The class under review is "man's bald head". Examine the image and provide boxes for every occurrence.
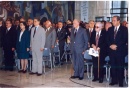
[73,19,80,29]
[95,22,102,32]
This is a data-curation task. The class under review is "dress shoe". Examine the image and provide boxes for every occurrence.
[79,77,84,80]
[29,72,37,75]
[109,82,118,86]
[99,79,103,83]
[84,70,87,73]
[37,73,42,76]
[92,78,98,82]
[70,76,79,79]
[18,70,23,73]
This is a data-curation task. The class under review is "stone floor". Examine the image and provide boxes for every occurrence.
[0,63,128,87]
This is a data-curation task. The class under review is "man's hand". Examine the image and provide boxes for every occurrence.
[97,47,100,51]
[12,48,15,51]
[52,45,54,49]
[92,44,97,51]
[27,48,30,51]
[56,39,59,43]
[40,48,44,51]
[110,44,117,50]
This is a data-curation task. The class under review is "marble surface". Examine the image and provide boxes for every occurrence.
[0,63,128,87]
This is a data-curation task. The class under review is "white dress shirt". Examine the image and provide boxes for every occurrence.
[19,31,24,42]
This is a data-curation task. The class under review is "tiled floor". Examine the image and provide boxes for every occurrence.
[0,64,128,87]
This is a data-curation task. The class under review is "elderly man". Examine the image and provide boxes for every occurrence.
[90,22,107,83]
[70,19,88,80]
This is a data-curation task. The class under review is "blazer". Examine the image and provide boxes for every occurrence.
[90,30,107,57]
[3,26,17,51]
[56,28,66,46]
[30,26,46,51]
[44,27,56,49]
[107,25,128,55]
[70,26,88,53]
[16,29,30,53]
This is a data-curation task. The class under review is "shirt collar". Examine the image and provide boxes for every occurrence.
[89,28,93,32]
[7,27,11,31]
[75,26,79,31]
[96,30,101,36]
[115,25,120,31]
[35,25,39,30]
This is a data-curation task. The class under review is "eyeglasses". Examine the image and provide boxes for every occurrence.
[95,26,100,29]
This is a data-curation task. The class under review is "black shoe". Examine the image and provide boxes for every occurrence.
[23,70,27,73]
[18,70,23,73]
[37,73,42,76]
[99,79,103,83]
[92,78,98,82]
[109,82,118,86]
[79,77,83,80]
[29,72,37,75]
[70,76,79,79]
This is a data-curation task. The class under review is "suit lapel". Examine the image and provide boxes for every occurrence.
[46,27,53,37]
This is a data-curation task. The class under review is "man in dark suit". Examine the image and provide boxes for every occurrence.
[56,21,66,64]
[3,20,17,71]
[107,16,128,87]
[70,19,88,80]
[86,20,95,48]
[0,18,5,68]
[27,18,34,34]
[14,19,20,31]
[90,22,107,83]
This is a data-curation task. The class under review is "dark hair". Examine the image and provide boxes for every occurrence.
[34,17,40,22]
[58,21,63,24]
[20,22,27,27]
[0,18,3,21]
[6,20,12,24]
[113,16,120,21]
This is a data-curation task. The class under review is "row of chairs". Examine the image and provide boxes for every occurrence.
[84,50,128,84]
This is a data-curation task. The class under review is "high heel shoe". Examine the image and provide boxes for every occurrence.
[23,70,27,73]
[18,70,23,73]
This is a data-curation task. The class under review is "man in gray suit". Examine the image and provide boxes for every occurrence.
[70,19,88,80]
[44,20,56,49]
[30,17,46,76]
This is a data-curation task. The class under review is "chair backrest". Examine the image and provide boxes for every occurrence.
[84,50,92,60]
[105,56,110,62]
[43,48,50,57]
[64,42,71,51]
[125,55,128,63]
[53,43,59,53]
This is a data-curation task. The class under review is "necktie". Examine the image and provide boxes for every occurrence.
[89,30,91,37]
[114,27,117,39]
[74,29,77,37]
[6,29,8,34]
[96,32,99,47]
[33,27,37,37]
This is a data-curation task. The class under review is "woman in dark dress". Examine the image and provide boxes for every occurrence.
[16,22,30,73]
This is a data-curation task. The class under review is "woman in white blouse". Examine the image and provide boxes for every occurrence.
[16,22,30,73]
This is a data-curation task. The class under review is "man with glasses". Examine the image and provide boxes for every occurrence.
[90,22,107,83]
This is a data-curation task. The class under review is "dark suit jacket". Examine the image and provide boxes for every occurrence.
[3,26,17,51]
[90,30,107,57]
[27,25,34,34]
[70,26,88,53]
[16,29,30,53]
[107,25,128,56]
[0,26,5,47]
[56,28,66,46]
